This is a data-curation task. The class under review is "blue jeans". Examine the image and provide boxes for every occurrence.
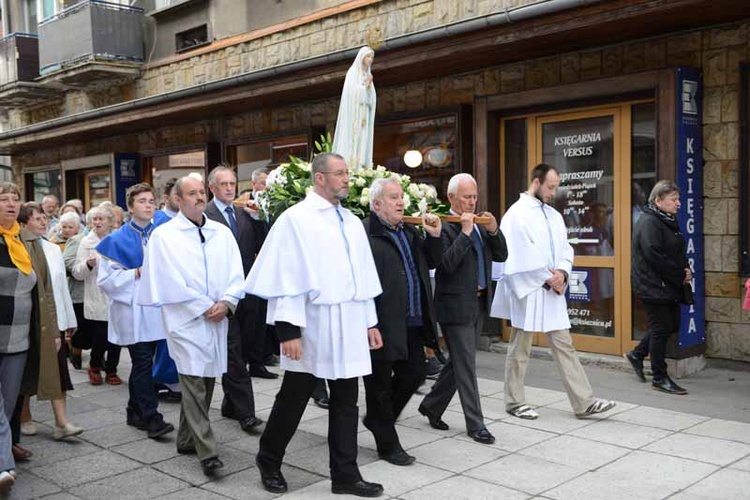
[127,341,161,424]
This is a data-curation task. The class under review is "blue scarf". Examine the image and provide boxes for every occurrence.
[96,220,155,269]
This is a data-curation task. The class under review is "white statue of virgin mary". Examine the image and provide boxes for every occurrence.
[332,46,376,170]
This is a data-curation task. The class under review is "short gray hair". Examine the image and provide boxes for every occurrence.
[87,205,114,223]
[369,177,401,211]
[311,152,345,175]
[207,165,236,186]
[59,211,81,227]
[648,180,680,205]
[251,168,269,182]
[446,173,476,196]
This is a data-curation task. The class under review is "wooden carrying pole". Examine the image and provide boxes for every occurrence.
[402,215,491,225]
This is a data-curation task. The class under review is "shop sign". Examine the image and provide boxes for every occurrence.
[675,67,705,348]
[114,153,141,209]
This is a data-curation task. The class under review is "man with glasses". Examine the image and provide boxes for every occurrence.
[244,153,385,497]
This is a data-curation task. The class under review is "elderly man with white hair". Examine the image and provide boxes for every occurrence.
[418,173,507,445]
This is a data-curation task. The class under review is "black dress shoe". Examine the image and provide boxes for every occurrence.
[468,428,496,445]
[652,377,688,395]
[126,412,147,431]
[177,446,196,455]
[248,365,279,379]
[147,416,175,439]
[201,456,225,476]
[624,351,647,383]
[418,404,449,431]
[157,389,182,402]
[331,480,384,497]
[263,354,280,366]
[256,456,288,493]
[313,396,330,409]
[378,449,416,466]
[240,416,263,433]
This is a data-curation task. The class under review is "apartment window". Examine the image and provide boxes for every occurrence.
[24,0,39,33]
[176,24,208,53]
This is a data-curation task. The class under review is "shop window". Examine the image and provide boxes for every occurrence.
[232,135,309,193]
[25,168,62,202]
[373,113,459,200]
[630,101,657,341]
[149,150,206,202]
[503,118,527,212]
[741,65,750,277]
[0,166,11,182]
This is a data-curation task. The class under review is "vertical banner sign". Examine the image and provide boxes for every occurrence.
[676,67,705,348]
[114,153,141,209]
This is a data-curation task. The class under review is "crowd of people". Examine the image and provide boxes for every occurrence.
[0,157,698,496]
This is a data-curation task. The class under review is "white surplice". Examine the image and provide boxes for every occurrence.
[137,212,245,378]
[243,191,382,380]
[97,258,166,346]
[40,239,77,332]
[491,193,574,333]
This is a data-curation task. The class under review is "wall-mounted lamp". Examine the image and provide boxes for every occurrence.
[403,149,423,168]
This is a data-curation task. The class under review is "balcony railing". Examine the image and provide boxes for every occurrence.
[38,0,144,77]
[0,33,40,87]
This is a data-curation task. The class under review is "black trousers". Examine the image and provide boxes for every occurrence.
[634,302,681,381]
[221,300,256,420]
[363,328,426,454]
[258,371,361,483]
[241,296,268,368]
[89,320,121,374]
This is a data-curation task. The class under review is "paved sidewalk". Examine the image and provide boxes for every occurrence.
[12,352,750,500]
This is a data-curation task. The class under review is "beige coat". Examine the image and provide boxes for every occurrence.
[20,229,63,401]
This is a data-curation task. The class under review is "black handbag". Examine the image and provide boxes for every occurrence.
[681,283,695,305]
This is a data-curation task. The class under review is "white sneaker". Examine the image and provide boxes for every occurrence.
[0,471,15,494]
[20,420,37,436]
[53,423,84,440]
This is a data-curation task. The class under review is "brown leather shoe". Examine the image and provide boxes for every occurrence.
[12,444,32,461]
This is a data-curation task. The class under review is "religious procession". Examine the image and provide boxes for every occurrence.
[1,41,739,498]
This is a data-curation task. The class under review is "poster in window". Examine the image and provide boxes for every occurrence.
[85,169,111,209]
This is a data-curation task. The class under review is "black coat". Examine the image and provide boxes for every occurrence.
[434,222,507,325]
[631,205,688,304]
[363,216,442,362]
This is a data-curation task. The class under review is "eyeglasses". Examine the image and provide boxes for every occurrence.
[319,170,350,178]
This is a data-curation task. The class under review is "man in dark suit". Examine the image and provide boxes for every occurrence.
[205,165,266,433]
[418,173,507,445]
[362,178,443,466]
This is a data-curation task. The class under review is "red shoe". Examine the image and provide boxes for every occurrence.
[105,373,122,385]
[87,367,103,385]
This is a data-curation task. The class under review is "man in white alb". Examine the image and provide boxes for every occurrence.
[244,152,385,497]
[492,163,615,420]
[138,176,245,476]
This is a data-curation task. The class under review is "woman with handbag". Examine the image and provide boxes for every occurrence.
[626,180,692,395]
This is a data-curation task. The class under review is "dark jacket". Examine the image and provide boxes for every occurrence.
[364,216,442,362]
[632,205,688,304]
[205,200,266,277]
[434,221,507,325]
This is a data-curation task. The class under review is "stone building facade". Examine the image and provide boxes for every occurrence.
[1,0,748,362]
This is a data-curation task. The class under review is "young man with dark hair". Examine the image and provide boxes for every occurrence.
[96,183,175,439]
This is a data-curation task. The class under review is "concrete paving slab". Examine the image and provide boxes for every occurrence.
[728,454,750,471]
[5,470,61,499]
[284,442,379,478]
[609,405,711,431]
[32,493,82,500]
[519,435,631,470]
[400,475,530,500]
[156,486,231,500]
[681,468,750,500]
[28,450,142,489]
[68,466,188,499]
[78,422,148,448]
[42,407,125,432]
[152,445,254,486]
[568,419,674,449]
[409,437,507,473]
[449,393,508,420]
[597,450,718,491]
[396,409,468,437]
[684,418,750,444]
[465,453,585,495]
[643,432,750,466]
[545,469,666,500]
[17,439,101,468]
[477,420,557,452]
[507,407,595,434]
[357,460,453,497]
[201,465,324,500]
[111,437,182,464]
[477,378,505,396]
[358,424,445,452]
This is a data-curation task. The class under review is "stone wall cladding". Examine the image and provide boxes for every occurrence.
[9,8,749,361]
